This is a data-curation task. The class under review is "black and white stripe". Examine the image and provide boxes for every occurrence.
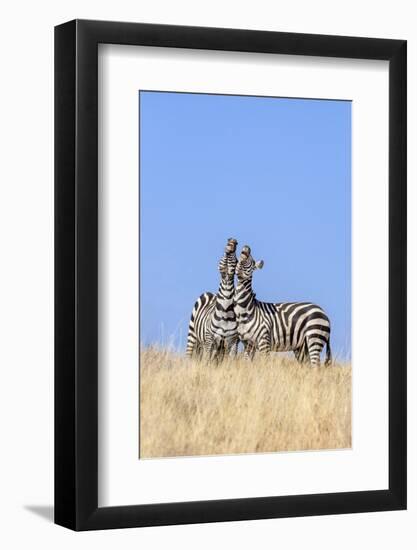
[234,246,332,366]
[186,238,239,361]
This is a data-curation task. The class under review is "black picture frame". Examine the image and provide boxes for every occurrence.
[55,19,407,531]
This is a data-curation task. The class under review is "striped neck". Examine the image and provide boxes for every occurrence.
[217,252,236,302]
[234,277,256,309]
[212,253,237,339]
[217,275,235,301]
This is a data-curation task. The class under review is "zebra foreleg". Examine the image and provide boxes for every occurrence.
[242,341,256,361]
[204,338,224,364]
[215,341,226,364]
[225,336,239,359]
[194,343,203,361]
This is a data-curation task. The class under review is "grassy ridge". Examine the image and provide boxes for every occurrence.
[140,347,351,459]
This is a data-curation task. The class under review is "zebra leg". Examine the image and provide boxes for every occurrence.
[294,348,302,364]
[207,343,217,363]
[226,336,239,359]
[194,343,203,361]
[242,341,255,361]
[306,336,325,367]
[242,342,250,360]
[325,339,332,366]
[294,341,309,364]
[202,338,213,362]
[258,334,271,357]
[186,328,198,359]
[215,341,226,364]
[202,327,218,363]
[205,337,223,364]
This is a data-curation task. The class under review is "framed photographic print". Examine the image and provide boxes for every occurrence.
[55,20,406,530]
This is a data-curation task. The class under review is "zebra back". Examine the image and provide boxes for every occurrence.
[234,250,331,365]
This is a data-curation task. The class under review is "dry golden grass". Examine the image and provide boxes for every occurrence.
[140,347,351,459]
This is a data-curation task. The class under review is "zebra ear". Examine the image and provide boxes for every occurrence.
[255,260,264,270]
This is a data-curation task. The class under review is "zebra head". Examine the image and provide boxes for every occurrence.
[219,238,238,279]
[225,237,238,255]
[236,245,264,281]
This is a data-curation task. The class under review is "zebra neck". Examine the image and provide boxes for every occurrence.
[217,277,235,304]
[234,278,256,309]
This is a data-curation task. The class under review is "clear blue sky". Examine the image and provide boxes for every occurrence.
[140,91,351,358]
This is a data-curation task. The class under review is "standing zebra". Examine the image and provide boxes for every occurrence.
[234,245,332,366]
[186,238,239,362]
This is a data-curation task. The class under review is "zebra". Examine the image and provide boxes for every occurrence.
[234,245,332,366]
[186,238,239,362]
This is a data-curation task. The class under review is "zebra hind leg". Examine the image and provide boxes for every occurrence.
[294,341,309,364]
[324,339,332,366]
[306,337,325,367]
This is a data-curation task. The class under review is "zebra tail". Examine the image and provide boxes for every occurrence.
[325,339,332,366]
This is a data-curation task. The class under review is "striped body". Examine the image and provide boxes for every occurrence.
[234,250,331,366]
[186,250,238,361]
